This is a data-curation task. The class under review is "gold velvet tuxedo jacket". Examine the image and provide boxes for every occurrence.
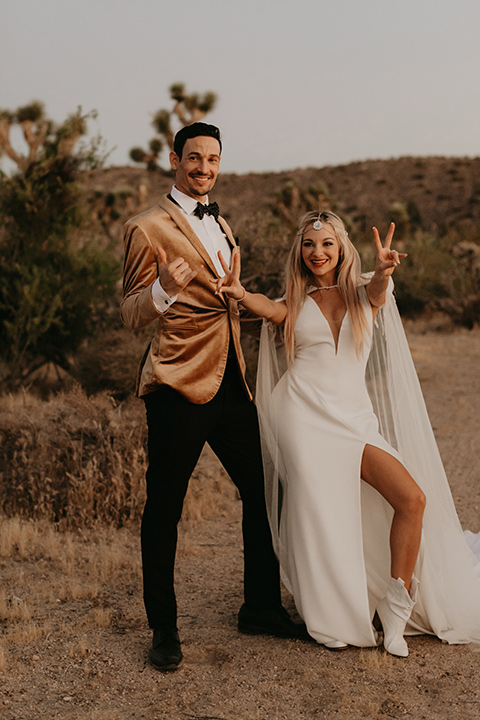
[121,195,250,403]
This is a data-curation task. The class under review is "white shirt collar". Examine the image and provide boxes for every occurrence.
[170,185,208,215]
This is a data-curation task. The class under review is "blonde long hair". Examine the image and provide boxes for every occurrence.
[284,211,369,362]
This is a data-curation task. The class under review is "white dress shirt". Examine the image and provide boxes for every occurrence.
[151,186,233,313]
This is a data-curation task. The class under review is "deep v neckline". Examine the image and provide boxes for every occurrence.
[307,294,347,355]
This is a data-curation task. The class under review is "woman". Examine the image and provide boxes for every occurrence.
[216,211,480,656]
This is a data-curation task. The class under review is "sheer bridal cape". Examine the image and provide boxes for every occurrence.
[256,276,480,645]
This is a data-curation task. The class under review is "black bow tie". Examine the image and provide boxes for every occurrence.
[193,201,220,221]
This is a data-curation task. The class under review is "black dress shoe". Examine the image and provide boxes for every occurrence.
[149,628,183,671]
[238,603,308,640]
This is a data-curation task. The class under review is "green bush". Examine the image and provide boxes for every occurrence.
[0,105,119,387]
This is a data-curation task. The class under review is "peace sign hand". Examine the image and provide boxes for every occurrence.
[214,248,246,300]
[372,223,407,278]
[155,245,200,296]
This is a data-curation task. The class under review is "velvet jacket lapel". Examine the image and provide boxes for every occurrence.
[158,195,237,283]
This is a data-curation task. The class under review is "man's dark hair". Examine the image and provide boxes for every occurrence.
[173,122,222,159]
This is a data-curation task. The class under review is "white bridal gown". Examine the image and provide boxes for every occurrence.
[256,279,480,647]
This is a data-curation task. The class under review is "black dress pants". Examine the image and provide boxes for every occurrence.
[141,357,281,629]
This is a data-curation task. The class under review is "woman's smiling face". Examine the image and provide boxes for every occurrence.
[301,224,340,286]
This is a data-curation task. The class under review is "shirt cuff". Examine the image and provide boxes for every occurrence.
[151,278,177,313]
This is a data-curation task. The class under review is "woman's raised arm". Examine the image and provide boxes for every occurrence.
[367,223,407,307]
[214,248,287,325]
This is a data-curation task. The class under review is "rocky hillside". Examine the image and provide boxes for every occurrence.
[86,155,480,246]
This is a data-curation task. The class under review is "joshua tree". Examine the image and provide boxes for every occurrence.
[0,101,116,387]
[0,102,49,173]
[129,82,217,171]
[0,101,98,174]
[272,178,333,229]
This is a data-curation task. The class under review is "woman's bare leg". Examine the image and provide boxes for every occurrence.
[361,445,426,591]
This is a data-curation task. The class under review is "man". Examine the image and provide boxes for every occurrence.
[121,122,303,672]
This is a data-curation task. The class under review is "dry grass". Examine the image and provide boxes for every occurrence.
[0,387,146,527]
[0,399,235,680]
[0,514,141,674]
[0,452,236,658]
[0,385,233,529]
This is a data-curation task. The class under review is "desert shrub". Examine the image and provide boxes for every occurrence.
[393,229,480,324]
[71,326,153,399]
[0,387,232,528]
[0,103,118,389]
[387,200,422,242]
[432,239,480,328]
[234,211,292,388]
[237,212,291,298]
[392,232,452,315]
[389,201,411,240]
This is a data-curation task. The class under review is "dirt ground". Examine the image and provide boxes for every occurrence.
[1,326,480,720]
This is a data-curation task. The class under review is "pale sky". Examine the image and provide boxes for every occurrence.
[1,0,480,174]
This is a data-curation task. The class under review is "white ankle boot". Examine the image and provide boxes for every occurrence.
[323,640,348,650]
[377,576,419,658]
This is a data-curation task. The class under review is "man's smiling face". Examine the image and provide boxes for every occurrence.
[170,136,221,201]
